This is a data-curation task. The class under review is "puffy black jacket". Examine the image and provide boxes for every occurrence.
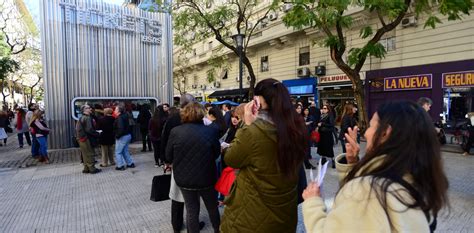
[166,122,220,190]
[160,113,181,162]
[114,113,131,139]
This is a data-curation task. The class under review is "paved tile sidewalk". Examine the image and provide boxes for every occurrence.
[0,134,144,169]
[0,137,473,232]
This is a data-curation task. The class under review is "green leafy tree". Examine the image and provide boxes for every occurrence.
[173,52,190,95]
[283,0,472,131]
[173,0,280,98]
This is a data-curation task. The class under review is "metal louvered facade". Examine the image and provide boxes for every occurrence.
[39,0,173,149]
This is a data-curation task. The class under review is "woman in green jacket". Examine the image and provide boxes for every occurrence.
[220,78,308,232]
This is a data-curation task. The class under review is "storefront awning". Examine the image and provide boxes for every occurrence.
[282,77,317,87]
[282,77,317,95]
[208,88,249,98]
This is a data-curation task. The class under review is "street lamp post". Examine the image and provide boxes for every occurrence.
[232,33,245,102]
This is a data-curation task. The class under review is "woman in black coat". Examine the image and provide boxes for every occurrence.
[97,108,116,167]
[165,103,221,233]
[338,103,358,153]
[137,105,152,152]
[303,107,316,169]
[317,104,335,168]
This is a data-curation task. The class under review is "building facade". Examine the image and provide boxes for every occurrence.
[173,2,474,122]
[40,0,173,148]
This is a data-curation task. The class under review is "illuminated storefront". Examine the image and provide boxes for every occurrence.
[366,60,474,127]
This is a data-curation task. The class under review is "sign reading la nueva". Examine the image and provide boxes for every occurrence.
[384,74,432,91]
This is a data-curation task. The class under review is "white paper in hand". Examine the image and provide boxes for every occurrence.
[220,142,230,149]
[313,158,329,186]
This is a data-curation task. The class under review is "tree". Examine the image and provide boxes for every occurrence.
[24,75,42,104]
[0,0,28,55]
[173,0,280,98]
[173,52,190,95]
[282,0,472,131]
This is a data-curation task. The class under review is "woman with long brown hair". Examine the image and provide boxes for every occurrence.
[220,78,308,232]
[30,110,50,163]
[302,101,449,232]
[338,103,358,153]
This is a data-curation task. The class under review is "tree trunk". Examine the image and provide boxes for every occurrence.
[29,86,34,104]
[242,55,255,99]
[352,77,369,134]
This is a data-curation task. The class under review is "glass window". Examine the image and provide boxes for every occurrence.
[208,41,213,50]
[287,85,313,95]
[381,37,396,51]
[71,97,158,120]
[299,46,310,66]
[261,56,269,72]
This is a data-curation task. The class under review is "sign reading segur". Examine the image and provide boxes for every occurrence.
[384,74,432,91]
[442,71,474,88]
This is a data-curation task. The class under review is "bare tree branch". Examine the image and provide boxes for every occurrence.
[377,9,387,27]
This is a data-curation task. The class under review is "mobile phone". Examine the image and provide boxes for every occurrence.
[252,96,260,114]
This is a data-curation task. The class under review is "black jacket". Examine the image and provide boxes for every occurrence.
[338,115,357,140]
[114,113,131,139]
[137,110,151,130]
[160,114,182,162]
[97,116,115,145]
[166,123,220,190]
[223,111,231,130]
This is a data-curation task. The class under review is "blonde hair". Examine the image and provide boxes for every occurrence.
[30,110,43,123]
[234,103,246,120]
[103,108,113,115]
[180,102,205,123]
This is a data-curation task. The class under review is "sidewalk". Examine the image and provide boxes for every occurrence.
[0,134,145,169]
[0,134,473,232]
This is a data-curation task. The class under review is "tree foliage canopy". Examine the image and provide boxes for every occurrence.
[283,0,472,70]
[172,0,280,97]
[282,0,472,131]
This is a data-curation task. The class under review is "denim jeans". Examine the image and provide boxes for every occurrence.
[36,136,48,158]
[17,132,31,147]
[340,139,346,153]
[31,134,40,157]
[115,134,133,167]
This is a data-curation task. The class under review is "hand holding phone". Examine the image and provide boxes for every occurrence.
[252,96,260,115]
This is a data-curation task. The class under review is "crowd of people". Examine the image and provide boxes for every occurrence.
[0,85,451,232]
[0,104,50,163]
[147,79,448,233]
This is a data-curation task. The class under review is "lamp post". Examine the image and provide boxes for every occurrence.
[232,33,245,102]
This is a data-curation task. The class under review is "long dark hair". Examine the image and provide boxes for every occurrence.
[208,106,226,135]
[151,105,167,125]
[343,101,448,226]
[254,78,308,179]
[341,103,355,118]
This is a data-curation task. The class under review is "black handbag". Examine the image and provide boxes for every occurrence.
[150,169,172,202]
[5,125,13,133]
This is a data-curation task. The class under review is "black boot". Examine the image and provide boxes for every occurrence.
[331,158,336,169]
[321,157,327,165]
[304,160,316,169]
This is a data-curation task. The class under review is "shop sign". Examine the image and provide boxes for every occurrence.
[384,74,432,91]
[442,71,474,88]
[319,74,351,84]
